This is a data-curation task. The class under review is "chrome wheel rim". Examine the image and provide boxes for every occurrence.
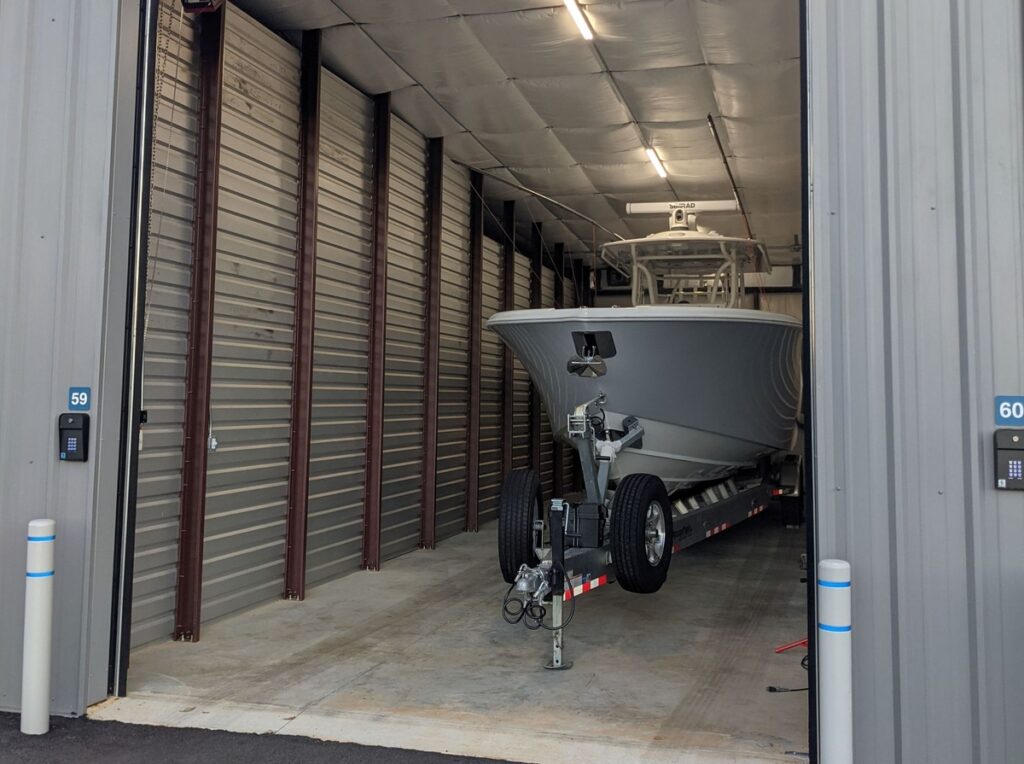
[645,502,666,565]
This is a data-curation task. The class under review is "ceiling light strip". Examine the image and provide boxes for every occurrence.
[563,0,594,41]
[645,147,668,179]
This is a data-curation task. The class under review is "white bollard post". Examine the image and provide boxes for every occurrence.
[21,519,56,735]
[818,559,852,764]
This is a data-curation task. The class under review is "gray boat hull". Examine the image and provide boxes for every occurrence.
[487,306,802,491]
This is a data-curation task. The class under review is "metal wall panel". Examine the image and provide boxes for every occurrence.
[202,6,299,621]
[0,0,138,714]
[808,0,1024,761]
[561,274,577,489]
[478,236,504,524]
[132,0,199,646]
[538,267,555,497]
[511,252,531,471]
[380,117,427,561]
[436,159,472,541]
[305,71,373,587]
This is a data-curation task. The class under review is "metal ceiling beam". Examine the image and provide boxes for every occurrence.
[362,92,391,572]
[174,3,225,642]
[420,137,444,550]
[707,113,753,239]
[284,29,321,601]
[465,170,484,533]
[456,163,624,242]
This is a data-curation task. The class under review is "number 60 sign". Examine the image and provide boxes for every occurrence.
[996,396,1024,425]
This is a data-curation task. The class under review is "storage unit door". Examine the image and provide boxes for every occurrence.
[132,0,199,646]
[203,6,300,620]
[539,266,555,498]
[435,159,472,542]
[306,71,373,587]
[478,236,504,524]
[381,117,428,561]
[511,252,531,471]
[561,274,577,490]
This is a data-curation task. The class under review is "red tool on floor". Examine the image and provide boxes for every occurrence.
[775,637,808,654]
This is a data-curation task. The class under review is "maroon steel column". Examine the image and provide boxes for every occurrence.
[362,93,391,571]
[500,200,516,477]
[284,30,321,600]
[580,262,594,307]
[174,5,225,642]
[420,137,444,549]
[551,242,565,499]
[528,223,542,475]
[465,172,484,532]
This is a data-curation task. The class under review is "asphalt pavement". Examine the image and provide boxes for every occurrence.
[0,713,517,764]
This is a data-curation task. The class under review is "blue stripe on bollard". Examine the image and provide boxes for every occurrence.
[819,622,851,633]
[818,579,850,588]
[27,535,56,542]
[25,571,55,578]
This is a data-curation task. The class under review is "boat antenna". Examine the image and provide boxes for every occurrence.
[706,114,753,239]
[452,161,626,243]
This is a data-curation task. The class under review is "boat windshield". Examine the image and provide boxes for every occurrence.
[600,232,769,307]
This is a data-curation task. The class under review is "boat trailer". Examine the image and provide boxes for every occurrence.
[499,395,784,670]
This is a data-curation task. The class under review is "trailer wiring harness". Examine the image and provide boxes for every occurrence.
[501,561,576,631]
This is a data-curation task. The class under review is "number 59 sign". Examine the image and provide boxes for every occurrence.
[996,396,1024,426]
[68,387,91,411]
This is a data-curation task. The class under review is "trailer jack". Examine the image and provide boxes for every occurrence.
[501,501,575,670]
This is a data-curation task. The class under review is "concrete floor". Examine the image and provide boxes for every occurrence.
[92,512,809,764]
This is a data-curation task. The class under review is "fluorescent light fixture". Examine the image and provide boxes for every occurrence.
[646,147,668,179]
[564,0,594,41]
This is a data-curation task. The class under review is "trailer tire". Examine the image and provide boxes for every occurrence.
[498,468,543,584]
[611,474,672,593]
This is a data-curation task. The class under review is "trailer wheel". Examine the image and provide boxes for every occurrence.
[498,468,544,584]
[611,474,673,593]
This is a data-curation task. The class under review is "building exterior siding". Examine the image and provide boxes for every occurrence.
[0,0,140,713]
[808,0,1024,760]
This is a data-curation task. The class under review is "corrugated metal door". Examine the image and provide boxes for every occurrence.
[478,236,504,524]
[203,6,300,620]
[511,252,531,470]
[132,0,198,646]
[380,117,427,561]
[561,273,577,490]
[306,71,373,587]
[435,159,471,541]
[538,267,555,498]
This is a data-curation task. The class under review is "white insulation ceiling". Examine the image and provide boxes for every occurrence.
[235,0,801,261]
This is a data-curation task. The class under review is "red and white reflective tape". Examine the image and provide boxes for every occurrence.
[747,504,765,518]
[564,574,609,601]
[564,546,685,601]
[706,522,730,538]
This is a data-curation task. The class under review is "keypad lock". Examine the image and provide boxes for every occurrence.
[994,429,1024,490]
[58,413,89,462]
